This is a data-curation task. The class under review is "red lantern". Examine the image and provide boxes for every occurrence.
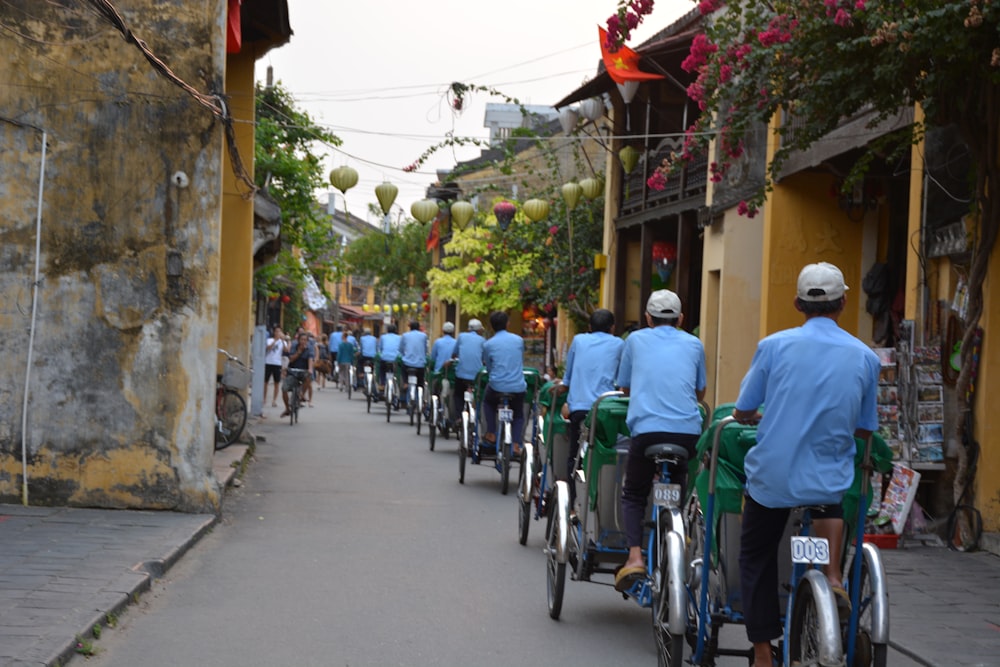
[423,303,430,312]
[421,291,429,301]
[281,295,291,304]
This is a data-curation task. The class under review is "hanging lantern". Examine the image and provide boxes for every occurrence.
[580,177,603,201]
[619,145,640,174]
[493,201,516,231]
[375,182,399,217]
[409,302,418,311]
[558,107,579,135]
[561,182,583,211]
[281,294,291,304]
[362,304,370,312]
[411,199,438,224]
[579,97,604,122]
[451,201,474,230]
[523,198,550,222]
[392,304,400,313]
[373,304,381,313]
[329,166,359,194]
[423,303,430,312]
[617,81,640,105]
[652,240,678,285]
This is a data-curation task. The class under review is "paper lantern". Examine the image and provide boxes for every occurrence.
[619,145,640,174]
[280,294,291,304]
[410,302,418,311]
[493,201,516,231]
[558,107,579,135]
[329,166,359,194]
[617,81,640,105]
[373,304,381,313]
[580,177,603,201]
[561,182,583,211]
[579,97,604,122]
[451,201,474,230]
[423,303,430,312]
[375,182,399,216]
[523,198,549,222]
[411,199,438,224]
[392,304,400,313]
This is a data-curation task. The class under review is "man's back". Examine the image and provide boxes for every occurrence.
[379,332,401,359]
[400,329,428,367]
[359,334,377,357]
[453,331,485,380]
[430,336,457,372]
[483,330,526,393]
[563,332,624,412]
[738,317,880,507]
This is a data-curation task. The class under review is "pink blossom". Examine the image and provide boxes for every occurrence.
[485,279,494,288]
[718,64,733,84]
[698,0,724,15]
[467,275,476,284]
[854,0,866,9]
[578,266,587,275]
[568,293,576,300]
[475,256,483,264]
[486,243,494,250]
[647,171,667,191]
[834,9,852,27]
[548,225,559,235]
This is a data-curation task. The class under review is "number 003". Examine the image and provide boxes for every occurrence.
[790,536,830,564]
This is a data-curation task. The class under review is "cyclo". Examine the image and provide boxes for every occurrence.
[459,367,542,495]
[545,390,692,660]
[517,377,569,546]
[676,412,894,667]
[426,362,458,452]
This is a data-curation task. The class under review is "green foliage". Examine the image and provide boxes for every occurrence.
[342,216,430,305]
[253,81,344,304]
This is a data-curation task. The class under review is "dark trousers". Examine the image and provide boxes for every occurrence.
[483,387,525,446]
[566,410,588,506]
[739,494,844,644]
[621,431,699,548]
[453,377,474,418]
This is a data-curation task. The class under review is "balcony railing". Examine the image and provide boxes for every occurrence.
[620,136,708,217]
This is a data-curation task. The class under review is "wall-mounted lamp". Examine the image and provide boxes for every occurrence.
[835,179,879,221]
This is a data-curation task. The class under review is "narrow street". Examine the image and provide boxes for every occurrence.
[77,385,656,666]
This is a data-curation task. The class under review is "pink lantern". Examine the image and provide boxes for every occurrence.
[651,241,678,285]
[493,201,516,231]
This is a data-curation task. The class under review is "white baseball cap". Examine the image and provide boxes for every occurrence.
[468,319,483,331]
[646,290,681,318]
[442,321,455,333]
[797,262,848,302]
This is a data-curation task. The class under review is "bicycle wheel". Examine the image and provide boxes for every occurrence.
[546,481,568,620]
[947,504,982,552]
[416,389,423,435]
[214,389,247,450]
[788,571,843,666]
[500,440,511,496]
[386,383,392,423]
[852,543,889,667]
[366,378,373,413]
[652,530,686,667]
[517,448,532,545]
[458,411,469,484]
[428,397,437,451]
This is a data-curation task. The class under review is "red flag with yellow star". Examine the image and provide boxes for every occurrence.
[599,26,664,84]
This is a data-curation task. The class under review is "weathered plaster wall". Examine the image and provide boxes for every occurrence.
[0,0,226,511]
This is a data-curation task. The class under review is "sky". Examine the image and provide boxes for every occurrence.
[259,0,695,224]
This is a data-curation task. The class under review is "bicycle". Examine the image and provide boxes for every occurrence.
[363,359,376,414]
[457,378,479,485]
[215,349,249,450]
[384,362,400,423]
[285,368,308,425]
[404,368,424,433]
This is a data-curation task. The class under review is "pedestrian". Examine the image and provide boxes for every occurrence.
[264,325,288,408]
[555,308,624,507]
[336,331,355,391]
[732,262,880,667]
[315,333,332,391]
[481,311,526,457]
[451,319,486,420]
[613,290,706,592]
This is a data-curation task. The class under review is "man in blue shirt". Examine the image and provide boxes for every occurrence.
[430,322,457,373]
[733,262,879,667]
[451,318,486,419]
[399,320,429,405]
[377,324,402,394]
[482,311,527,456]
[557,308,624,506]
[358,327,378,391]
[614,290,706,592]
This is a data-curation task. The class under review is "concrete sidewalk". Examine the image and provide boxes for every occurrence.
[1,436,998,666]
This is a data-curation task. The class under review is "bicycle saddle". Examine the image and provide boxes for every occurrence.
[644,443,689,462]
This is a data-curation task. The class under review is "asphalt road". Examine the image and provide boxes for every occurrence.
[72,384,922,667]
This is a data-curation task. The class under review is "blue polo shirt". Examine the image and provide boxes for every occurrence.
[400,329,429,368]
[735,316,880,508]
[483,330,527,393]
[453,331,486,380]
[616,325,706,436]
[563,331,625,413]
[378,332,401,360]
[430,335,457,372]
[359,334,377,358]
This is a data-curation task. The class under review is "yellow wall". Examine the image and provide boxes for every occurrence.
[219,54,256,367]
[976,245,1000,530]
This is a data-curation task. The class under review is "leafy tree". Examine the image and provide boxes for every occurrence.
[253,81,343,300]
[636,0,998,506]
[342,209,431,306]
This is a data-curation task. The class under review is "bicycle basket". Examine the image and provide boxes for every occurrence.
[221,358,251,389]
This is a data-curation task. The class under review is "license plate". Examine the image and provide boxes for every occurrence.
[790,536,831,565]
[652,483,681,508]
[499,408,513,422]
[464,390,474,403]
[408,375,417,385]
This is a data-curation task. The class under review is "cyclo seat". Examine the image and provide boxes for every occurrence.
[644,442,690,463]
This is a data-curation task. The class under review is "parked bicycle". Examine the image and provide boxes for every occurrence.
[215,349,249,450]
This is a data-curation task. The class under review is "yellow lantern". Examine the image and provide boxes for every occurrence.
[523,198,550,222]
[392,304,400,313]
[373,304,381,313]
[329,166,359,194]
[375,182,399,217]
[580,177,603,201]
[410,302,418,311]
[451,201,474,230]
[619,146,640,174]
[562,182,583,211]
[362,304,370,312]
[411,199,438,224]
